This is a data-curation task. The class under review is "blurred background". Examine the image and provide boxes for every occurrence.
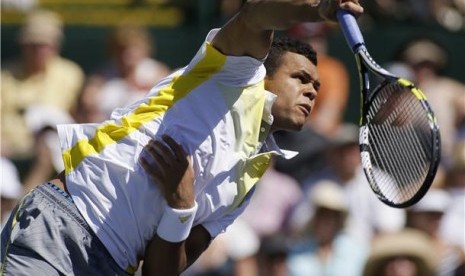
[2,0,464,123]
[1,1,465,275]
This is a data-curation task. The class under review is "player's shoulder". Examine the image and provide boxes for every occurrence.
[186,30,266,87]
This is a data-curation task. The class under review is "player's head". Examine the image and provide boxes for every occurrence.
[264,36,320,132]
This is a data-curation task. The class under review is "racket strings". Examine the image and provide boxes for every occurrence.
[371,100,430,200]
[366,82,433,204]
[371,124,428,200]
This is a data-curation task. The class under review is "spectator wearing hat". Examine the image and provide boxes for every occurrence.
[405,188,465,276]
[293,123,405,244]
[362,229,439,276]
[1,9,84,178]
[287,180,368,276]
[400,37,465,167]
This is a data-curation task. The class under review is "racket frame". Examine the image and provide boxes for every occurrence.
[337,10,441,208]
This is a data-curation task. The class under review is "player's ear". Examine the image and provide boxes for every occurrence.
[264,74,274,91]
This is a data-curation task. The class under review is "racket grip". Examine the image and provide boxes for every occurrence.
[336,9,365,52]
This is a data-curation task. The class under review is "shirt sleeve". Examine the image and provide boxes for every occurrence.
[186,28,266,88]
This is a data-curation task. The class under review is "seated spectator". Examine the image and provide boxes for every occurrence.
[21,105,75,193]
[240,158,302,238]
[400,37,465,167]
[293,123,405,243]
[77,24,170,123]
[406,188,465,276]
[1,9,84,177]
[362,229,439,276]
[287,180,368,276]
[258,234,290,276]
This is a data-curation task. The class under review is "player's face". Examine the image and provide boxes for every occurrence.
[266,51,320,132]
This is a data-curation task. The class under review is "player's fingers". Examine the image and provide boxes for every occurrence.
[320,0,363,21]
[340,1,364,17]
[140,156,164,182]
[146,140,170,168]
[162,135,188,164]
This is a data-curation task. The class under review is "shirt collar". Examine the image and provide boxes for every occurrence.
[264,134,299,160]
[262,90,276,125]
[261,90,299,159]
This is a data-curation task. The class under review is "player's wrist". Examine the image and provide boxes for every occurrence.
[166,193,195,209]
[157,202,198,243]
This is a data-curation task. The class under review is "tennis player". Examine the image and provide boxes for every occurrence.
[1,1,363,275]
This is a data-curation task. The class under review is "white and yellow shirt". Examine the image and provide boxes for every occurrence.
[57,29,296,272]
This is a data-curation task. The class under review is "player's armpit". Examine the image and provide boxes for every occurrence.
[142,224,211,276]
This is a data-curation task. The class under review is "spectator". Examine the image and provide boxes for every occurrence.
[1,9,84,176]
[406,188,465,276]
[240,159,302,238]
[287,180,368,276]
[21,105,75,193]
[400,37,465,166]
[258,234,290,276]
[77,24,170,123]
[293,123,405,243]
[362,229,439,276]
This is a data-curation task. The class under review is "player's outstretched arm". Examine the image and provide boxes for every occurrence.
[211,0,363,59]
[140,135,209,275]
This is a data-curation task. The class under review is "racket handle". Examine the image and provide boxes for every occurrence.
[336,9,365,52]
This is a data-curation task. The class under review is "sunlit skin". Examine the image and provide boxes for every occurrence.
[20,43,58,76]
[381,257,418,276]
[266,51,320,132]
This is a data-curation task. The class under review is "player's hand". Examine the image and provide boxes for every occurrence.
[319,0,364,21]
[140,135,195,209]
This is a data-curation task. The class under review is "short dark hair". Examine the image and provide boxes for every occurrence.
[264,36,317,77]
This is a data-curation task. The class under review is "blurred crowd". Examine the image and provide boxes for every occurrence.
[1,2,465,276]
[363,0,465,32]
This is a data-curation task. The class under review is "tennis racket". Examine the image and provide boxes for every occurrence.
[336,10,441,208]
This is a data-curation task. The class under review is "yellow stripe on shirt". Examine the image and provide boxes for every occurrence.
[63,42,227,174]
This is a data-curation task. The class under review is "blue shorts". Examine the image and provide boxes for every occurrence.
[1,183,131,275]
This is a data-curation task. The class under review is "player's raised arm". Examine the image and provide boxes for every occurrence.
[211,0,363,59]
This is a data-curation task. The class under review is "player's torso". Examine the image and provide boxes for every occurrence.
[60,76,271,269]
